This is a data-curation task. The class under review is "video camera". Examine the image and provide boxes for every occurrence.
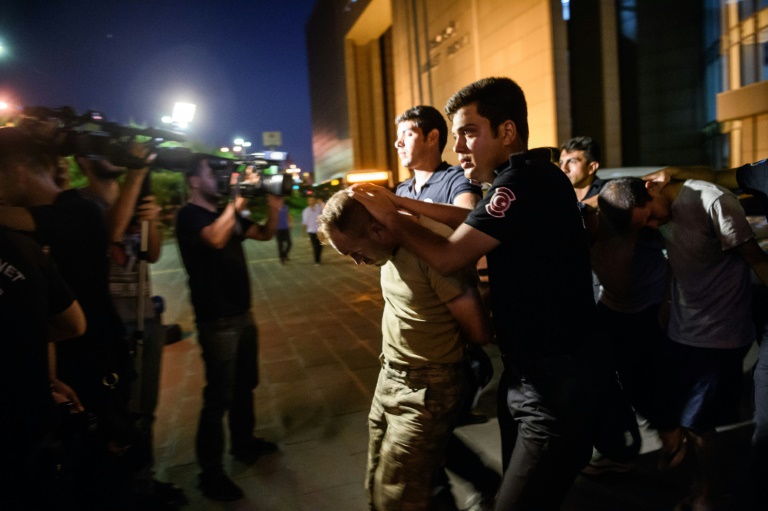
[15,106,189,170]
[13,106,293,197]
[212,150,294,198]
[156,149,293,198]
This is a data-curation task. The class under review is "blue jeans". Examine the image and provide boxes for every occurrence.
[195,313,259,475]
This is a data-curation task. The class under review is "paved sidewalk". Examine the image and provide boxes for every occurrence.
[148,224,758,511]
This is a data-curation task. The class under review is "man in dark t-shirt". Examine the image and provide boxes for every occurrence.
[30,187,130,406]
[0,127,126,411]
[176,155,282,502]
[352,78,599,511]
[0,228,85,509]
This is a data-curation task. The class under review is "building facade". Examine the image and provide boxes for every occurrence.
[717,0,768,168]
[305,0,765,184]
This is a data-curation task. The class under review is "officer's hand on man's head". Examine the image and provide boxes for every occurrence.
[348,183,399,221]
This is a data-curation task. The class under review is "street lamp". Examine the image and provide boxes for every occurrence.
[161,101,196,129]
[232,138,251,156]
[171,102,196,128]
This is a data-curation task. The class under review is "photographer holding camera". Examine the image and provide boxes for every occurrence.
[175,155,282,502]
[77,151,188,509]
[0,126,148,508]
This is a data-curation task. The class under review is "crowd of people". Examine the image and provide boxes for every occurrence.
[0,131,284,508]
[1,75,766,511]
[337,77,767,511]
[0,127,188,510]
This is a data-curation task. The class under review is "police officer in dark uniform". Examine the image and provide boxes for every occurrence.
[0,227,86,510]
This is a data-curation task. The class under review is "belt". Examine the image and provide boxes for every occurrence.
[380,356,462,373]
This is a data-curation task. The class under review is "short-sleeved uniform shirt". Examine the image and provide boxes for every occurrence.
[380,218,477,367]
[1,230,74,447]
[661,180,756,349]
[396,162,481,204]
[176,203,253,323]
[463,148,596,361]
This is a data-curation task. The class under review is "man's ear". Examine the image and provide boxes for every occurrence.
[369,221,385,240]
[645,179,660,196]
[426,128,439,148]
[588,160,600,175]
[500,120,517,145]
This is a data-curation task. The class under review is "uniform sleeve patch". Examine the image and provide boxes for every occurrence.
[486,187,516,218]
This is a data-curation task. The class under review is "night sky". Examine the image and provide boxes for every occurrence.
[0,0,317,172]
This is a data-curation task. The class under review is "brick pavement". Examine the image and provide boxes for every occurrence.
[147,223,758,511]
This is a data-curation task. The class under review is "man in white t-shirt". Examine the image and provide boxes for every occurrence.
[301,196,324,264]
[598,176,768,510]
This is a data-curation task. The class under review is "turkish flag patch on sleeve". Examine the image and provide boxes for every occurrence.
[486,187,516,218]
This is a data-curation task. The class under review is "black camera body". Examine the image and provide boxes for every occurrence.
[14,106,294,198]
[236,151,293,198]
[235,173,293,198]
[182,152,293,198]
[15,106,187,170]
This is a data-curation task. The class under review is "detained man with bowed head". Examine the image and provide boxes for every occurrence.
[317,189,491,510]
[350,77,600,511]
[598,176,768,510]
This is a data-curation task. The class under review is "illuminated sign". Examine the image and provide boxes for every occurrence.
[346,171,390,184]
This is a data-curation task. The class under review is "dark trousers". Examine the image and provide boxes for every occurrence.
[195,313,259,475]
[494,356,595,511]
[753,337,768,495]
[752,284,768,505]
[443,346,500,497]
[276,228,291,261]
[596,302,678,431]
[308,232,322,263]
